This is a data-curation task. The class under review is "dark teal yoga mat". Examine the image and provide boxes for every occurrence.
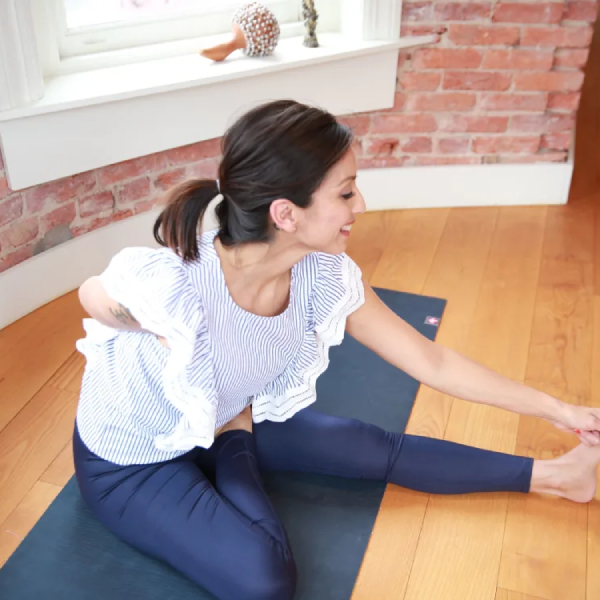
[0,288,445,600]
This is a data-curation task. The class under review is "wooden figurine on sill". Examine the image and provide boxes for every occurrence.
[200,2,280,62]
[302,0,319,48]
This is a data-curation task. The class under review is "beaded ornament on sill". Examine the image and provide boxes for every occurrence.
[200,2,281,62]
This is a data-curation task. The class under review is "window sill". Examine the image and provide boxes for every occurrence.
[0,32,436,190]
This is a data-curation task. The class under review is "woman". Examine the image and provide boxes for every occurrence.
[75,99,600,600]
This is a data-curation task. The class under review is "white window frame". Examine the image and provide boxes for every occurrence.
[53,0,312,60]
[0,0,439,191]
[37,0,342,76]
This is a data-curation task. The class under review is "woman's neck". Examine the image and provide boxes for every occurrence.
[213,234,309,314]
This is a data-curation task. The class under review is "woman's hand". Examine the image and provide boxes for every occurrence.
[547,403,600,446]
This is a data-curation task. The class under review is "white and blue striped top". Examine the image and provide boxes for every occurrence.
[75,229,365,465]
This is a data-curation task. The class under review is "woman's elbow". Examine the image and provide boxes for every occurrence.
[78,276,102,318]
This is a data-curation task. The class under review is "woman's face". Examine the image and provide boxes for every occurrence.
[293,148,366,255]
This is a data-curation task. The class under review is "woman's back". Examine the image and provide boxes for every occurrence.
[76,229,364,466]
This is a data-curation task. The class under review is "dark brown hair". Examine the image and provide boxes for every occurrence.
[153,99,354,261]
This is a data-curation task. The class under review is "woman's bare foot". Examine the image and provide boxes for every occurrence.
[530,443,600,503]
[215,405,253,437]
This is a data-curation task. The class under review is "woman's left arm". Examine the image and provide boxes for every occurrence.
[346,281,600,445]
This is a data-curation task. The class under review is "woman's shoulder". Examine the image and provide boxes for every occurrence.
[300,251,360,282]
[106,229,218,275]
[300,251,364,325]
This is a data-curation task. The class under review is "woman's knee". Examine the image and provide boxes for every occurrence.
[219,546,297,600]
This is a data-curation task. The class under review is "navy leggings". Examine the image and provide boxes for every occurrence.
[73,408,533,600]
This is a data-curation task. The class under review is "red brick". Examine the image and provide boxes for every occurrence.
[413,48,483,69]
[541,132,573,150]
[338,114,372,135]
[399,72,441,91]
[186,159,220,180]
[482,49,554,70]
[444,71,512,91]
[400,137,433,153]
[564,1,599,21]
[0,244,34,274]
[78,191,115,219]
[407,92,476,112]
[401,24,447,36]
[480,93,548,111]
[385,93,407,112]
[473,136,541,153]
[0,217,39,250]
[548,92,581,111]
[153,169,187,192]
[499,151,568,163]
[40,203,76,233]
[117,177,151,204]
[493,3,564,23]
[165,139,222,167]
[0,176,11,200]
[357,157,410,169]
[72,210,134,237]
[98,153,168,186]
[449,24,521,46]
[24,172,97,214]
[521,25,593,47]
[364,138,399,156]
[437,137,471,153]
[391,93,408,111]
[414,156,482,165]
[353,137,366,158]
[554,49,590,68]
[133,198,159,214]
[371,114,438,134]
[515,71,584,92]
[441,115,509,132]
[402,2,434,21]
[0,195,23,228]
[434,3,492,20]
[510,113,576,133]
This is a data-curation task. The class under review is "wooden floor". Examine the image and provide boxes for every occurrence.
[2,23,600,600]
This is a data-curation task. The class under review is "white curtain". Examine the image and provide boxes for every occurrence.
[0,0,44,111]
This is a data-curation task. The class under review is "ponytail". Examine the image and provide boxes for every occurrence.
[153,179,219,262]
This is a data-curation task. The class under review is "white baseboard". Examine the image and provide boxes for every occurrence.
[358,161,574,210]
[1,209,162,330]
[1,161,573,329]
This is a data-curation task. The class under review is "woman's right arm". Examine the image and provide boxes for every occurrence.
[78,276,142,331]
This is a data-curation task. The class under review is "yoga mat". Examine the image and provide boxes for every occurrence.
[0,288,445,600]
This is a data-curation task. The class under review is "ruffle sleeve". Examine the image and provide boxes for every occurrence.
[76,246,218,451]
[251,252,365,422]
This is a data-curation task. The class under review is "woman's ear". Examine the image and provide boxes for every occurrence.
[270,199,297,233]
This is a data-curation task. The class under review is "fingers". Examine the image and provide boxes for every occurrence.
[578,430,600,446]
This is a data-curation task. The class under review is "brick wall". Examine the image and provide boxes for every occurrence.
[0,0,597,273]
[353,0,597,168]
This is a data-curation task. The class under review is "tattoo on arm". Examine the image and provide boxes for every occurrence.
[109,303,139,326]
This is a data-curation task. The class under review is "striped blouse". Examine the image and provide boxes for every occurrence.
[75,229,365,465]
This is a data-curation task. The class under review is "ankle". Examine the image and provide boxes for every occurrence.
[530,459,561,495]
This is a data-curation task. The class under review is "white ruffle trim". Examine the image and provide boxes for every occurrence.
[252,254,365,422]
[81,266,218,452]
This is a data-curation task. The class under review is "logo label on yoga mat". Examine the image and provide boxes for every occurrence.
[425,316,440,326]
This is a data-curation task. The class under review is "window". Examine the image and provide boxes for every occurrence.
[47,0,337,66]
[63,0,248,29]
[3,0,410,189]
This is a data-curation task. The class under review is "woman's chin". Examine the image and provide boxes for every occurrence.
[326,234,349,254]
[302,233,349,255]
